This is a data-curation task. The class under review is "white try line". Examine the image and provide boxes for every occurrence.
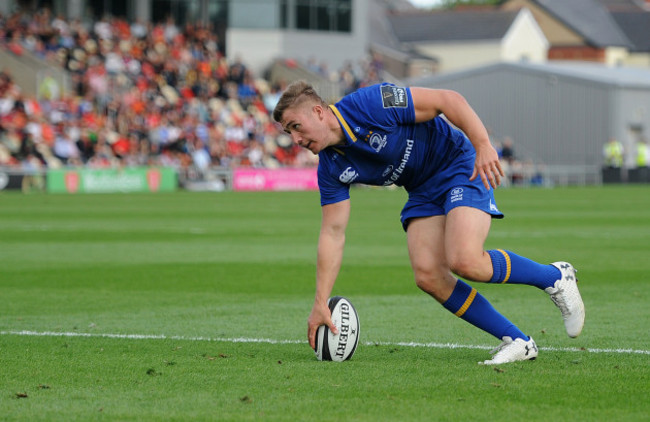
[1,330,649,356]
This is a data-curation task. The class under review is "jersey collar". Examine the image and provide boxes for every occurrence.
[329,104,357,143]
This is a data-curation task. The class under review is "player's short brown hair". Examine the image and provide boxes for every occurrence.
[272,80,326,123]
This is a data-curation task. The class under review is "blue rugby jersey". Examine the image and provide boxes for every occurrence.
[318,83,476,206]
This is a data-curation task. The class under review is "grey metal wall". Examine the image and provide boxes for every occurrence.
[416,64,617,168]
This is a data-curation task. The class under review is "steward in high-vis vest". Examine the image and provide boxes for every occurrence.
[636,139,649,168]
[603,138,624,168]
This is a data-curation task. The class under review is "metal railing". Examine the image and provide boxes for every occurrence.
[0,46,71,100]
[541,165,603,187]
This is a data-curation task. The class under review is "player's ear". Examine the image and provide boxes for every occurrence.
[313,103,325,120]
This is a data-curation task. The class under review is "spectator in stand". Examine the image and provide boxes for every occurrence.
[500,136,515,164]
[497,136,518,185]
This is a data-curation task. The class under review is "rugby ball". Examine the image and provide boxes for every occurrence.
[314,296,360,361]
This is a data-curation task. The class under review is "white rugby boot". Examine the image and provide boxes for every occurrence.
[480,336,538,365]
[545,262,585,338]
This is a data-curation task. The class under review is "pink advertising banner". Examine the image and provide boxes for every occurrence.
[232,168,318,191]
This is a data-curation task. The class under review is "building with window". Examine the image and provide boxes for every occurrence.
[225,0,367,74]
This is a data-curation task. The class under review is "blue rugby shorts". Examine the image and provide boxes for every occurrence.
[400,156,504,231]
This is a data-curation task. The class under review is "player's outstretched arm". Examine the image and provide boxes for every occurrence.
[307,199,350,349]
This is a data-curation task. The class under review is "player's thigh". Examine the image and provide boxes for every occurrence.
[445,206,491,266]
[406,215,449,277]
[407,216,459,301]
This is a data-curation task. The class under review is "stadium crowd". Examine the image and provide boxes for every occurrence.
[1,9,377,174]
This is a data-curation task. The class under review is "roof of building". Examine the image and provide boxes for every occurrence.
[369,0,443,67]
[609,11,650,52]
[597,0,648,12]
[386,9,521,43]
[411,60,650,88]
[532,0,633,48]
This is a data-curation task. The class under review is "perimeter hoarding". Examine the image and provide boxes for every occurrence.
[232,168,318,191]
[46,168,177,193]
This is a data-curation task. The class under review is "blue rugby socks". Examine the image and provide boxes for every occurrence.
[443,279,529,341]
[440,250,562,341]
[487,249,560,289]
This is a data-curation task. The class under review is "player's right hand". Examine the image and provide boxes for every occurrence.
[471,142,504,190]
[307,301,338,350]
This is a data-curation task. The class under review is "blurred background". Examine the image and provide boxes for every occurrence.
[1,0,649,193]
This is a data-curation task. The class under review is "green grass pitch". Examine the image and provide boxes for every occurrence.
[1,186,648,421]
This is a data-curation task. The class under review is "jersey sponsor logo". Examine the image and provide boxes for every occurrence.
[382,165,394,177]
[450,187,464,203]
[368,133,387,152]
[339,166,359,184]
[381,85,408,108]
[384,139,414,185]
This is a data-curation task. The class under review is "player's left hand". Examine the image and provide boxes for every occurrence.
[470,143,504,190]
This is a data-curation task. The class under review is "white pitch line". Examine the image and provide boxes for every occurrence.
[383,341,650,356]
[1,330,649,356]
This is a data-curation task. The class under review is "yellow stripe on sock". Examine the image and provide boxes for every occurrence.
[329,105,357,142]
[455,288,477,317]
[497,249,512,283]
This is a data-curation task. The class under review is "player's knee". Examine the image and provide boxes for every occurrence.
[413,270,448,300]
[448,255,478,280]
[448,249,494,282]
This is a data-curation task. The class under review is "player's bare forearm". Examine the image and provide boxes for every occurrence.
[315,228,345,304]
[314,200,349,301]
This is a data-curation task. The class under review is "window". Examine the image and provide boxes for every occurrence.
[228,0,351,32]
[151,0,201,25]
[294,0,352,33]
